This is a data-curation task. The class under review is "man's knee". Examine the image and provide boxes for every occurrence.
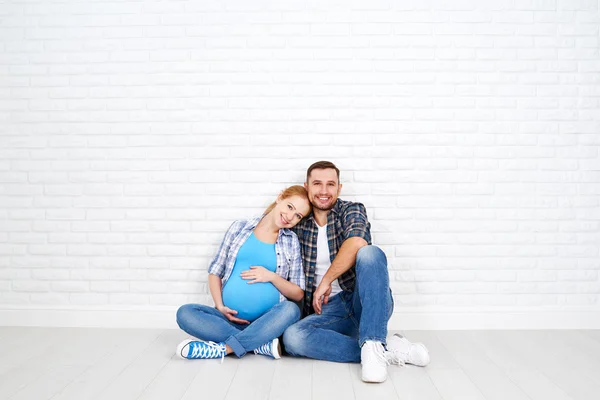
[356,245,387,272]
[283,322,309,356]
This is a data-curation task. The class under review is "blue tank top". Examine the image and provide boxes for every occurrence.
[221,233,280,322]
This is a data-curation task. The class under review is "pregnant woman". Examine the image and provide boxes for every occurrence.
[175,185,311,360]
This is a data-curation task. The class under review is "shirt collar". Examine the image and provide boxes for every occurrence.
[308,198,343,224]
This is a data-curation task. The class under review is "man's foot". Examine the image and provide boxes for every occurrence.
[361,340,391,383]
[386,333,430,367]
[176,339,227,361]
[253,337,281,359]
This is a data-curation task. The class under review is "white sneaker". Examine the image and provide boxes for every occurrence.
[361,341,391,383]
[386,334,430,367]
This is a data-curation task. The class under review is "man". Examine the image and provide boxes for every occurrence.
[283,161,430,383]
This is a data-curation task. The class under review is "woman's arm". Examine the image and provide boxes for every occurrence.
[240,267,304,302]
[208,273,225,309]
[208,273,249,324]
[270,273,304,302]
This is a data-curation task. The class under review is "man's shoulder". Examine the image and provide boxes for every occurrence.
[293,216,313,231]
[333,199,367,216]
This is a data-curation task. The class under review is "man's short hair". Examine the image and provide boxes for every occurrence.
[306,161,340,183]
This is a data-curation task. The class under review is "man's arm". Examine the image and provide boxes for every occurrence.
[313,201,372,314]
[312,237,367,314]
[321,236,368,286]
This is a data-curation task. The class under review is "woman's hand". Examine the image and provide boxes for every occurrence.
[240,266,276,284]
[216,305,250,325]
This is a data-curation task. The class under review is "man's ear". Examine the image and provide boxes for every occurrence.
[304,182,308,190]
[338,183,343,195]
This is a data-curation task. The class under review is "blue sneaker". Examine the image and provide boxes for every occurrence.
[253,338,281,359]
[176,339,227,361]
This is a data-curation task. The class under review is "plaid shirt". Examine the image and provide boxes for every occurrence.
[208,216,305,302]
[293,199,372,316]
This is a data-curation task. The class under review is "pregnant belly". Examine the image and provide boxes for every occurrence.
[222,275,280,322]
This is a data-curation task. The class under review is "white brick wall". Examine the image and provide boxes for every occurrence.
[1,0,599,328]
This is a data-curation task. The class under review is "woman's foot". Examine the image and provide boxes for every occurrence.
[253,337,281,359]
[176,339,227,361]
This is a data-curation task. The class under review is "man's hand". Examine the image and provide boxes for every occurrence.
[312,281,333,314]
[216,305,250,324]
[240,266,275,284]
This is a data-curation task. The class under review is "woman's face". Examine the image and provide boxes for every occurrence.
[272,195,311,229]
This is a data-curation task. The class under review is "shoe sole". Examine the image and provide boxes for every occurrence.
[272,338,281,360]
[361,371,387,383]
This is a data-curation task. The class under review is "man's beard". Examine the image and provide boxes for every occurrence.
[311,200,335,211]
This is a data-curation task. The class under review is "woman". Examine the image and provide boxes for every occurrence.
[176,185,311,360]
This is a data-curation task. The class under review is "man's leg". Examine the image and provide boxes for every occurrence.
[283,293,361,363]
[352,245,394,346]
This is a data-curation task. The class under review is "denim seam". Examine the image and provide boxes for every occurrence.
[225,335,246,358]
[359,335,387,348]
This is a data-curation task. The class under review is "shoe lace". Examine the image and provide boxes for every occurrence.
[254,342,272,357]
[387,348,407,367]
[365,342,392,366]
[387,338,410,367]
[190,341,226,363]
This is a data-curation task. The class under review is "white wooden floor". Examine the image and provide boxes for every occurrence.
[1,328,599,400]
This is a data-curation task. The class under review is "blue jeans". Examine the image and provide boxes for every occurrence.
[176,300,300,358]
[282,245,394,363]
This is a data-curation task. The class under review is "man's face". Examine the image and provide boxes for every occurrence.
[305,168,342,211]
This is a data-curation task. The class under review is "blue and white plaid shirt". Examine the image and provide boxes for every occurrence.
[208,216,305,302]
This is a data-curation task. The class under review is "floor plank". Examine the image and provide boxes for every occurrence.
[435,331,530,400]
[179,357,240,400]
[137,355,206,400]
[0,327,598,400]
[50,329,164,400]
[268,357,313,400]
[498,330,600,400]
[0,329,77,400]
[402,330,460,370]
[9,366,83,400]
[350,362,399,400]
[389,365,442,400]
[581,330,600,343]
[224,354,278,400]
[427,369,486,400]
[93,330,183,400]
[312,361,355,400]
[466,330,574,400]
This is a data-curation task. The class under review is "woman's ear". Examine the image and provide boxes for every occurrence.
[276,191,283,203]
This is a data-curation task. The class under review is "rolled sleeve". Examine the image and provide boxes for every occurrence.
[342,202,372,244]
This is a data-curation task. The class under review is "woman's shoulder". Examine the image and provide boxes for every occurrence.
[230,215,261,228]
[224,217,260,238]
